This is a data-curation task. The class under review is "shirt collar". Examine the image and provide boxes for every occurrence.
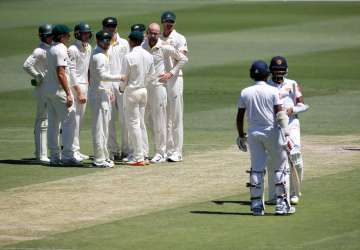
[255,81,267,85]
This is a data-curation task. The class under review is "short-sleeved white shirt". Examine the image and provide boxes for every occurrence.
[121,46,155,89]
[42,42,70,96]
[238,81,282,128]
[268,78,302,110]
[68,40,92,85]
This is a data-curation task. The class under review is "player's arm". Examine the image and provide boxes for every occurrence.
[68,48,86,104]
[236,93,247,152]
[288,82,309,115]
[96,55,124,82]
[23,49,44,84]
[160,45,188,82]
[236,108,246,138]
[57,66,73,108]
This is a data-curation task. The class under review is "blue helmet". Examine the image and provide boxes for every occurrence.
[250,60,270,81]
[270,56,288,82]
[161,11,176,23]
[74,22,92,40]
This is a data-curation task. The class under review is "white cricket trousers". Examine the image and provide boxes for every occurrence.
[108,83,130,156]
[34,88,48,159]
[268,118,302,199]
[148,84,167,156]
[90,89,112,165]
[248,126,290,201]
[124,87,148,161]
[62,83,88,155]
[44,93,76,161]
[166,76,183,156]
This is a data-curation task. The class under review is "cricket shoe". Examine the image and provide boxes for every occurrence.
[151,153,166,164]
[275,201,296,215]
[121,154,133,163]
[62,157,83,167]
[127,160,145,167]
[290,195,300,205]
[36,156,50,164]
[49,158,62,167]
[109,152,122,161]
[92,160,114,168]
[251,199,265,216]
[167,152,183,162]
[77,152,90,161]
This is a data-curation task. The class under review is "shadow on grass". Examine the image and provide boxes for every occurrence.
[0,158,94,168]
[212,200,251,206]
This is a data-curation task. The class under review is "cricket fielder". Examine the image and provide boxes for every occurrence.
[23,24,53,163]
[267,56,309,205]
[102,17,130,161]
[41,24,80,166]
[65,22,92,162]
[160,11,188,162]
[142,23,188,163]
[236,60,295,216]
[120,31,155,166]
[88,31,126,168]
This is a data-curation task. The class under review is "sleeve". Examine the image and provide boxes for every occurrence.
[23,48,43,79]
[294,81,303,98]
[56,48,68,67]
[178,35,188,53]
[146,57,156,86]
[96,55,121,82]
[273,89,283,106]
[68,47,77,86]
[237,92,246,109]
[164,45,188,76]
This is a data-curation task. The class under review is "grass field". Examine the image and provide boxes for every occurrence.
[0,0,359,249]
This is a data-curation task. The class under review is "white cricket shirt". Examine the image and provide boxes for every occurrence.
[68,40,92,85]
[238,81,283,128]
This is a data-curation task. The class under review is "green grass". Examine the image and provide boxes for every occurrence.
[0,1,360,249]
[7,167,360,250]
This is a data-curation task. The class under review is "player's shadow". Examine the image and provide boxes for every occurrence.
[190,200,272,216]
[0,158,94,168]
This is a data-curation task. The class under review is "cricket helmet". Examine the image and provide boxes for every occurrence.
[96,30,112,44]
[38,24,53,38]
[250,60,270,81]
[161,11,176,23]
[74,22,92,40]
[131,23,146,33]
[102,17,118,28]
[270,56,288,82]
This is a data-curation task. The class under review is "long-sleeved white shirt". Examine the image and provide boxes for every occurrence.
[120,46,155,90]
[68,40,92,85]
[89,46,122,93]
[23,42,51,85]
[108,33,129,88]
[161,29,188,76]
[142,38,188,85]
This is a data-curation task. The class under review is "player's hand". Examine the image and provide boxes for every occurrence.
[236,135,248,152]
[77,92,87,104]
[159,72,173,83]
[287,107,293,116]
[66,94,73,108]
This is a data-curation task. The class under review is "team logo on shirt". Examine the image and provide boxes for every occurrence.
[276,59,282,65]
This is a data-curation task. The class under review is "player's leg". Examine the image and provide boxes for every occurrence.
[289,118,303,204]
[108,84,120,160]
[267,128,295,215]
[118,92,131,159]
[34,90,49,162]
[150,85,167,163]
[45,96,61,164]
[247,128,267,215]
[139,89,149,163]
[167,76,183,162]
[125,89,144,165]
[266,155,276,204]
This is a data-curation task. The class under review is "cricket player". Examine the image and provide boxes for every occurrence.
[236,60,295,216]
[102,17,130,161]
[88,31,126,168]
[267,56,309,205]
[23,24,53,164]
[160,11,188,162]
[120,31,155,166]
[65,22,92,162]
[142,23,188,163]
[41,24,80,166]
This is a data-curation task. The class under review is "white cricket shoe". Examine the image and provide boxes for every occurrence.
[167,152,183,162]
[151,154,166,164]
[37,156,50,164]
[78,152,90,161]
[92,160,114,168]
[290,195,300,205]
[275,201,296,215]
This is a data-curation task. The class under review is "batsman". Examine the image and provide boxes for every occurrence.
[267,56,309,205]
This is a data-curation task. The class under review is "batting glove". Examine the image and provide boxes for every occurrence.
[236,135,248,152]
